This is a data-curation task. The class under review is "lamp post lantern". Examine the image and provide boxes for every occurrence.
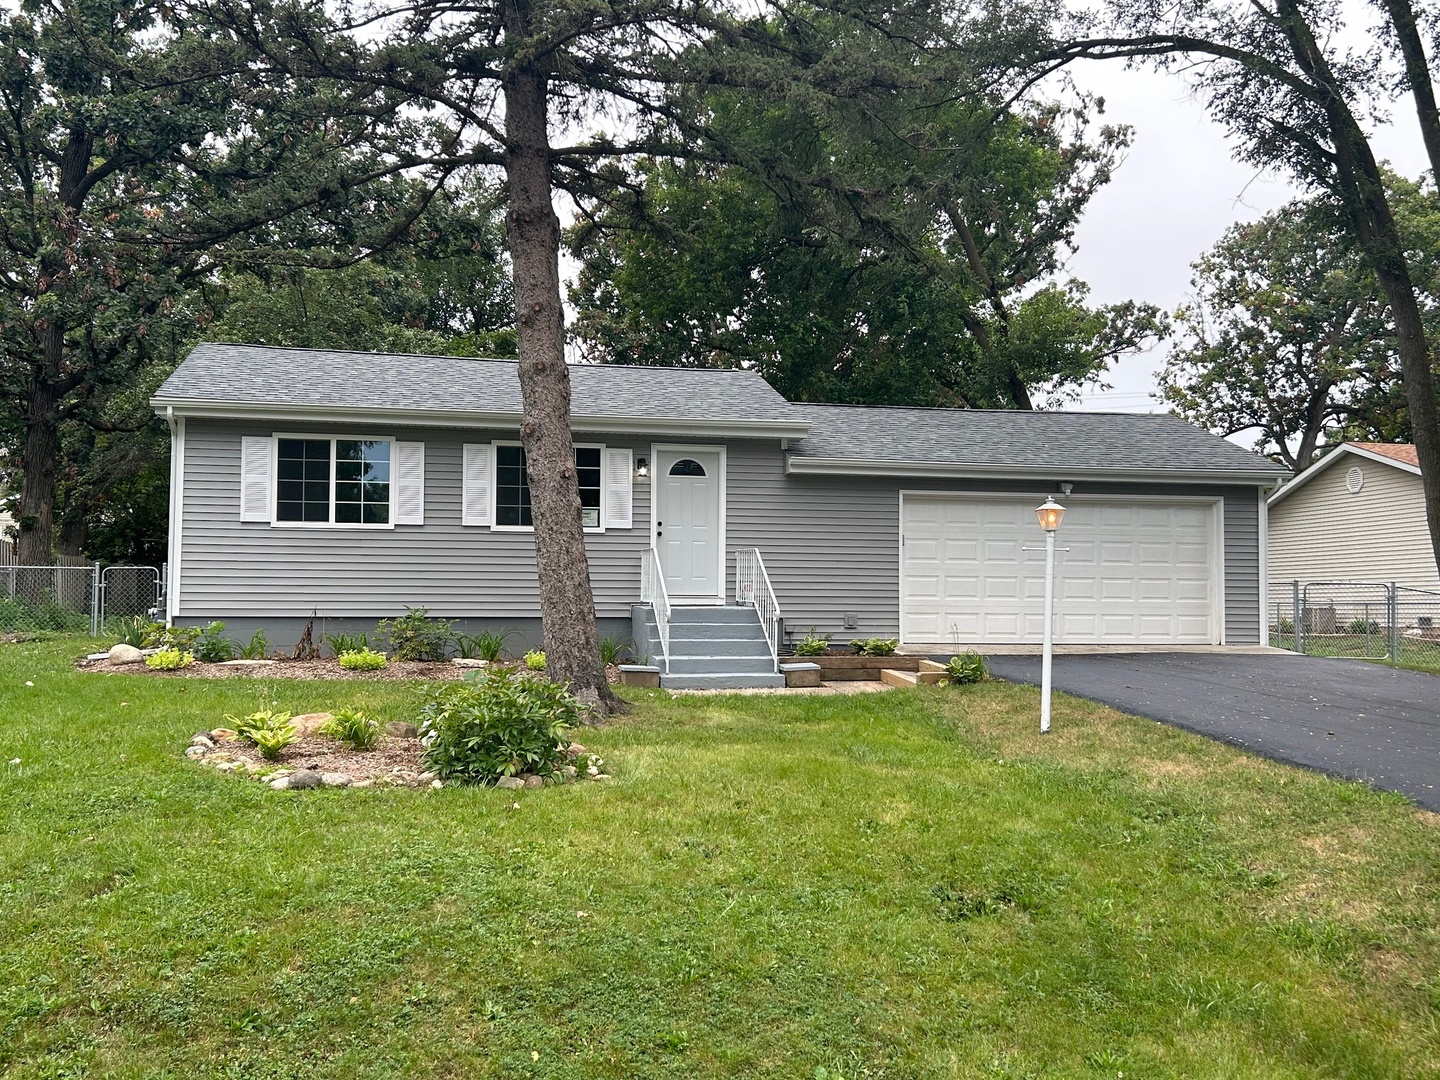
[1034,498,1066,734]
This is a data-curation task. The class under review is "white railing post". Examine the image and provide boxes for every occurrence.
[640,546,672,673]
[735,547,782,674]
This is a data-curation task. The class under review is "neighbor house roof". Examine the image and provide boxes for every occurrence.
[786,404,1285,484]
[1268,442,1421,507]
[152,343,809,439]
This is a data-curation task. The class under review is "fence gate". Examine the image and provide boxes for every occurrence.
[99,565,162,628]
[1271,580,1440,666]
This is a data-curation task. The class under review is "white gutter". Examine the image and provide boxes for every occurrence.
[150,399,811,441]
[785,454,1284,486]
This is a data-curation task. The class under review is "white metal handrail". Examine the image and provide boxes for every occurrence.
[735,548,782,673]
[640,546,672,673]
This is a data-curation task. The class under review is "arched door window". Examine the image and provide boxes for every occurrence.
[668,458,707,477]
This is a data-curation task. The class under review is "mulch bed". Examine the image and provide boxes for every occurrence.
[77,656,624,682]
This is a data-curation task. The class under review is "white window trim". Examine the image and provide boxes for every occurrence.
[490,440,608,533]
[270,432,398,530]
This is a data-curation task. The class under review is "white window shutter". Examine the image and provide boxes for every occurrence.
[604,448,633,529]
[239,437,273,523]
[462,443,492,527]
[394,441,425,525]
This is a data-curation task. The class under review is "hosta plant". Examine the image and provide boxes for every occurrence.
[942,652,988,685]
[227,709,298,760]
[523,649,546,671]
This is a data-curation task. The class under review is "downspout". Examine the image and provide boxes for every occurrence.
[164,406,181,626]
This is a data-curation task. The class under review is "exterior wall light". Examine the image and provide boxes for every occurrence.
[636,457,649,479]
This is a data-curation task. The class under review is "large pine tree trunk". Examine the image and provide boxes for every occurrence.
[501,46,624,716]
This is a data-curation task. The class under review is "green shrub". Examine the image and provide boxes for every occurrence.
[0,596,90,634]
[599,633,632,666]
[226,709,298,759]
[792,629,830,656]
[325,632,369,657]
[114,616,164,648]
[240,629,269,660]
[147,624,198,651]
[192,621,238,663]
[942,652,988,685]
[319,708,381,751]
[145,648,194,671]
[339,648,387,671]
[454,629,511,662]
[1347,617,1381,634]
[377,607,454,661]
[849,638,899,656]
[418,669,577,784]
[523,649,546,671]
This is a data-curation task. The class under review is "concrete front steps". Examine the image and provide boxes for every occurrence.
[632,604,785,689]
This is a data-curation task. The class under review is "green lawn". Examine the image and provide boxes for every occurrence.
[3,638,1440,1078]
[1270,631,1440,674]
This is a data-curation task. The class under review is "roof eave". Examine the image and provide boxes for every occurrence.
[786,454,1283,485]
[150,397,810,439]
[1267,443,1419,507]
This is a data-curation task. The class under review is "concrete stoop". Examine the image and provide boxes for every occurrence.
[632,603,784,689]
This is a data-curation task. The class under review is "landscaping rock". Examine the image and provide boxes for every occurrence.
[452,658,488,668]
[593,773,612,781]
[273,770,323,791]
[107,643,144,665]
[563,765,578,777]
[430,779,443,789]
[385,721,418,739]
[523,774,544,789]
[189,734,216,750]
[290,712,333,737]
[566,742,587,757]
[215,762,241,772]
[184,745,209,760]
[351,778,375,789]
[586,765,600,777]
[320,772,353,788]
[220,659,277,667]
[495,776,524,790]
[210,728,239,741]
[418,771,437,783]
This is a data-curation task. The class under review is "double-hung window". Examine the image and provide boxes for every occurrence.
[495,444,603,529]
[275,437,392,525]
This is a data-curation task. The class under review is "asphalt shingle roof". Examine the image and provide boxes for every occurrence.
[153,343,796,425]
[154,344,1281,478]
[787,403,1284,478]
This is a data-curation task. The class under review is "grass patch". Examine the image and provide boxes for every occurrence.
[3,638,1440,1076]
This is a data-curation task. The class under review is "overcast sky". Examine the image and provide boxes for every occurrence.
[1060,61,1431,416]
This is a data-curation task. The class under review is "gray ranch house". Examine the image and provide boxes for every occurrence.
[154,343,1285,687]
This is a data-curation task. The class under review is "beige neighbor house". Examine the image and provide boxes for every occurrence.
[1268,442,1439,591]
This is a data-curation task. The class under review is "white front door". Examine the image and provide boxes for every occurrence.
[900,494,1219,645]
[655,447,723,601]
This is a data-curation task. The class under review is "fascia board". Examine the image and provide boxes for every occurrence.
[151,399,810,440]
[1267,444,1418,507]
[786,454,1283,485]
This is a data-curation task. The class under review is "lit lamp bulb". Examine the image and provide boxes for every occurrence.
[1035,498,1066,532]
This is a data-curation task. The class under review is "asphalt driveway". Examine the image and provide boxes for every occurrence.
[983,653,1440,810]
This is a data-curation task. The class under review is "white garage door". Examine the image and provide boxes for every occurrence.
[901,495,1219,645]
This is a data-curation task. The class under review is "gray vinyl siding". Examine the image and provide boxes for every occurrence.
[176,421,1265,645]
[176,419,651,621]
[726,439,1264,645]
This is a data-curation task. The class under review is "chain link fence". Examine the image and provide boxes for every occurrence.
[1270,580,1440,669]
[0,564,164,636]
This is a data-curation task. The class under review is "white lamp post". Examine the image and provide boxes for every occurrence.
[1034,498,1066,734]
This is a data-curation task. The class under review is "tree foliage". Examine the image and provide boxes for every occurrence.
[0,0,445,564]
[569,70,1164,408]
[1046,0,1440,569]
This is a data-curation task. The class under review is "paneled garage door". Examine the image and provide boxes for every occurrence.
[900,495,1219,645]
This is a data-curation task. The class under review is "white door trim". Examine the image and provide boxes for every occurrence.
[651,442,728,604]
[897,489,1226,646]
